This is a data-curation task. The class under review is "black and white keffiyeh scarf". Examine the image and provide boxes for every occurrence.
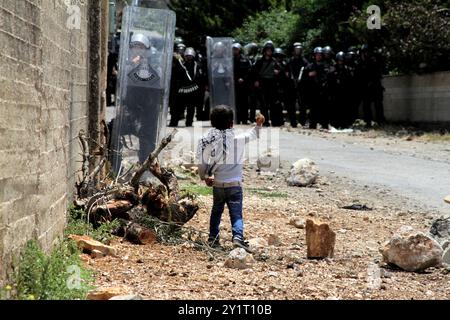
[196,128,235,176]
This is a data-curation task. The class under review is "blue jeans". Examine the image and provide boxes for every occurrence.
[209,186,244,242]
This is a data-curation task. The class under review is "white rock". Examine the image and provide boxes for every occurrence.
[224,248,255,269]
[287,159,319,187]
[381,226,443,272]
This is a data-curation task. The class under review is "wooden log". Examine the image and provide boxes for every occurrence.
[131,129,178,189]
[124,222,157,245]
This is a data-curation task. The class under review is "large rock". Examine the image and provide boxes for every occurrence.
[69,235,117,257]
[430,217,450,245]
[287,159,319,187]
[87,286,132,300]
[306,219,336,259]
[224,248,255,269]
[381,226,443,272]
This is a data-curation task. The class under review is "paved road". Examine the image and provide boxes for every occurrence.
[276,131,450,213]
[106,107,450,213]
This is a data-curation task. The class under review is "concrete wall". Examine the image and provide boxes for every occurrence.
[0,0,90,282]
[383,71,450,125]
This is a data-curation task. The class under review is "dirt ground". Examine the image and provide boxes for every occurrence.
[88,140,450,300]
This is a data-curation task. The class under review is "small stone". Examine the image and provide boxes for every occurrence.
[224,248,255,269]
[136,258,144,264]
[248,238,268,252]
[268,271,278,277]
[268,234,282,246]
[444,194,450,204]
[289,217,306,229]
[306,219,336,259]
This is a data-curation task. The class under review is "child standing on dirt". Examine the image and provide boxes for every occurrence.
[196,105,265,251]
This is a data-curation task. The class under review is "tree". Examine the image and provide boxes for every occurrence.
[168,0,278,46]
[233,7,300,48]
[349,0,450,74]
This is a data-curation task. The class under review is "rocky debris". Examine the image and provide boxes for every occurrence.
[224,248,256,269]
[305,219,336,259]
[289,217,306,229]
[442,248,450,266]
[87,286,132,300]
[69,235,117,257]
[381,226,443,272]
[109,294,143,300]
[268,234,282,247]
[287,159,319,187]
[429,217,450,245]
[247,238,268,252]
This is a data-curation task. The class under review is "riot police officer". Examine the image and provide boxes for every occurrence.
[245,42,261,122]
[233,43,252,124]
[252,41,281,126]
[171,47,204,127]
[272,47,289,127]
[328,51,353,128]
[357,44,386,128]
[287,42,310,127]
[301,47,330,129]
[323,46,336,67]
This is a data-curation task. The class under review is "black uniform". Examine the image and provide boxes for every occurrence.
[247,54,261,121]
[252,56,282,126]
[233,53,252,124]
[301,61,331,129]
[287,55,309,127]
[357,54,385,127]
[328,63,353,128]
[171,57,204,127]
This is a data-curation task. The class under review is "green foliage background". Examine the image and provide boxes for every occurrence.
[168,0,450,74]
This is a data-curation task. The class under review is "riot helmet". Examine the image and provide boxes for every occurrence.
[336,51,345,61]
[274,47,285,57]
[176,43,187,55]
[184,47,196,59]
[313,47,323,54]
[130,33,151,49]
[244,42,259,56]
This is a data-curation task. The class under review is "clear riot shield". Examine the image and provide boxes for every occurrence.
[206,37,236,120]
[111,6,175,174]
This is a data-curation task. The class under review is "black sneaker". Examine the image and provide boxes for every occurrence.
[232,238,253,253]
[208,239,222,250]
